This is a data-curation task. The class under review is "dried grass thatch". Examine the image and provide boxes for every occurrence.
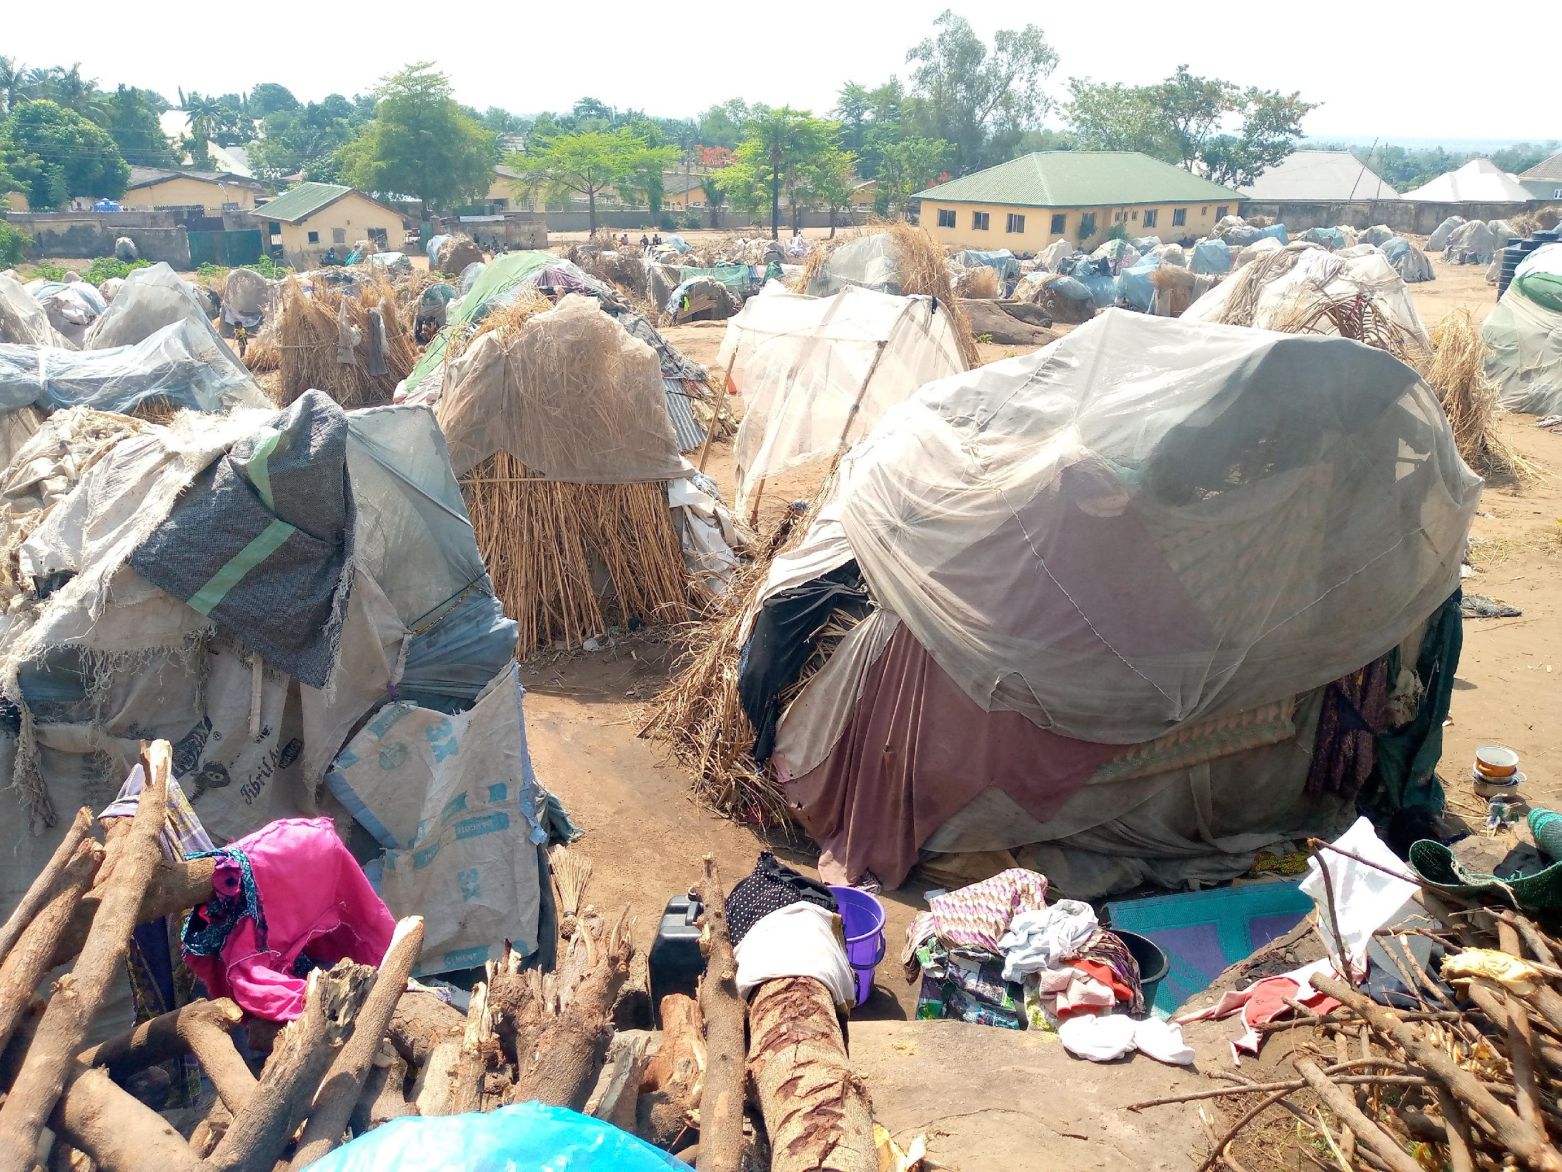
[241,331,280,373]
[1270,290,1431,365]
[1425,309,1528,478]
[1149,266,1218,318]
[434,234,484,276]
[798,220,981,368]
[274,279,417,409]
[955,265,1001,299]
[462,452,692,658]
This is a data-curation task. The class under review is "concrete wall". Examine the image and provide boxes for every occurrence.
[518,207,871,233]
[4,214,192,267]
[918,198,1235,252]
[1240,198,1538,235]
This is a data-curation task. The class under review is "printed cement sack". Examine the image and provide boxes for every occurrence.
[327,664,545,975]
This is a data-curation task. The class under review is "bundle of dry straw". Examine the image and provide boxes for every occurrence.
[274,278,417,408]
[1425,309,1525,477]
[798,221,981,368]
[463,453,690,658]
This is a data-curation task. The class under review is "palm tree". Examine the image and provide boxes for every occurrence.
[0,58,23,115]
[183,93,220,139]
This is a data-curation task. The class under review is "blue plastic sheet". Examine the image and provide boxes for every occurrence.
[1191,239,1231,275]
[1068,258,1117,308]
[1381,236,1411,263]
[1301,227,1345,250]
[1259,223,1289,244]
[1117,255,1162,312]
[303,1103,692,1172]
[951,248,1020,280]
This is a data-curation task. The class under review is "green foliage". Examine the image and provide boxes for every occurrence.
[1,99,129,208]
[1105,221,1129,243]
[194,253,290,283]
[100,86,177,167]
[874,136,951,215]
[0,219,26,267]
[718,109,849,238]
[1067,65,1317,188]
[249,83,298,118]
[31,261,69,281]
[903,11,1057,175]
[512,128,675,231]
[249,95,366,184]
[83,256,148,283]
[339,63,495,212]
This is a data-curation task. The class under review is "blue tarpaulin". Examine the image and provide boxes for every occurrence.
[1191,239,1231,275]
[1069,258,1117,308]
[1259,223,1289,244]
[952,249,1020,280]
[1117,254,1162,312]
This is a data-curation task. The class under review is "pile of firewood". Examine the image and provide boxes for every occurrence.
[0,740,880,1172]
[1131,839,1562,1172]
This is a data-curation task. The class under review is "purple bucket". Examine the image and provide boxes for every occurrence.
[830,885,886,1007]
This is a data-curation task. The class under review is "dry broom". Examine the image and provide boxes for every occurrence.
[549,845,592,940]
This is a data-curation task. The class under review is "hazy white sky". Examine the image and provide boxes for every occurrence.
[4,1,1551,142]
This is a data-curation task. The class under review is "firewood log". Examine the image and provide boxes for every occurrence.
[78,998,253,1115]
[636,994,705,1147]
[50,1065,205,1172]
[0,840,102,1059]
[0,809,94,970]
[695,857,745,1172]
[348,1043,414,1135]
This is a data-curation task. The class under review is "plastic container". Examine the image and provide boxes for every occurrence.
[829,885,886,1007]
[648,894,704,1024]
[1115,930,1170,1015]
[1475,744,1519,778]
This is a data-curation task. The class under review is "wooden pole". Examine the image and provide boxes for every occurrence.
[0,740,171,1168]
[696,352,738,473]
[0,839,102,1057]
[79,997,254,1117]
[694,856,745,1172]
[0,807,94,970]
[1295,1060,1422,1172]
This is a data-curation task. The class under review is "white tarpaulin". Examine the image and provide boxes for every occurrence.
[326,664,546,976]
[1484,243,1562,415]
[718,286,967,516]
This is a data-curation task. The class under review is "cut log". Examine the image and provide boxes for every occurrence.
[1295,1059,1421,1172]
[746,977,875,1172]
[79,997,253,1116]
[637,994,705,1147]
[0,840,102,1058]
[411,1037,461,1117]
[48,857,215,972]
[586,1030,650,1133]
[0,809,94,970]
[207,959,376,1172]
[509,910,633,1112]
[349,1043,414,1135]
[289,916,424,1169]
[388,991,464,1070]
[695,857,745,1172]
[51,1065,205,1172]
[449,979,493,1116]
[0,740,171,1169]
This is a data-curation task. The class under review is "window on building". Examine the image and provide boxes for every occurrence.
[332,228,347,244]
[1172,208,1187,227]
[307,230,320,244]
[937,208,956,228]
[368,228,389,248]
[1006,213,1025,233]
[1216,205,1229,219]
[1131,209,1139,221]
[1202,206,1208,214]
[1080,212,1097,238]
[972,210,990,230]
[1051,213,1066,234]
[1143,209,1158,228]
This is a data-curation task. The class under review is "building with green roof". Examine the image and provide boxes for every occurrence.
[914,151,1242,252]
[252,182,405,268]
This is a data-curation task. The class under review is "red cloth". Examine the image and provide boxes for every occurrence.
[783,626,1119,887]
[1069,957,1135,1005]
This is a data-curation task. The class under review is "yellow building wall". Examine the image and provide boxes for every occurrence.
[919,197,1235,252]
[265,193,405,268]
[121,176,258,213]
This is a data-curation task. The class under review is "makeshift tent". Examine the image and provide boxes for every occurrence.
[739,312,1477,894]
[1443,221,1499,265]
[429,293,736,655]
[0,395,549,974]
[1117,254,1161,311]
[1484,243,1562,415]
[950,249,1020,281]
[0,274,70,348]
[1382,236,1435,283]
[31,280,105,345]
[717,285,968,518]
[401,251,716,454]
[1427,217,1465,252]
[1360,225,1396,248]
[1190,239,1231,275]
[1402,158,1533,204]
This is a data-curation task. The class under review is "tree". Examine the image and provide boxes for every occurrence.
[339,63,495,213]
[512,129,674,232]
[1,100,128,208]
[904,11,1057,175]
[874,135,951,216]
[249,95,364,183]
[1067,66,1316,189]
[101,86,177,168]
[249,83,298,117]
[719,108,845,240]
[700,174,726,229]
[0,58,23,117]
[805,149,858,236]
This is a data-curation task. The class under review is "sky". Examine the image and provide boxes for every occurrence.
[4,1,1554,143]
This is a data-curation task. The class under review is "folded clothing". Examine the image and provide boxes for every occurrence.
[1058,1014,1195,1065]
[733,902,854,1009]
[926,868,1050,955]
[997,899,1098,982]
[725,851,838,947]
[183,817,397,1021]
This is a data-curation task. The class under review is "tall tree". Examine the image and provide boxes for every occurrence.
[0,58,23,116]
[873,135,951,216]
[339,63,495,213]
[1064,80,1167,155]
[100,86,177,167]
[719,108,845,240]
[700,174,727,229]
[904,11,1057,175]
[249,83,298,117]
[512,129,674,232]
[0,99,128,208]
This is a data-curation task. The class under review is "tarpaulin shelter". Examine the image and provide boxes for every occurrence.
[733,312,1477,896]
[718,286,968,519]
[0,393,548,976]
[1484,243,1562,415]
[950,249,1020,282]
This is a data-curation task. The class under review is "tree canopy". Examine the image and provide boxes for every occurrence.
[0,99,128,209]
[339,63,495,212]
[717,109,845,239]
[511,128,676,231]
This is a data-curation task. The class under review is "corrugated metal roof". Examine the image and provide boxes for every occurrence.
[914,151,1240,209]
[252,182,354,223]
[1239,151,1399,202]
[662,379,706,452]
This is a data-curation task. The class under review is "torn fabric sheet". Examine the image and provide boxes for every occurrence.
[1300,816,1418,980]
[1175,959,1340,1063]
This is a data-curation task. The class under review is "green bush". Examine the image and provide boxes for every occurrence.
[32,262,69,282]
[679,210,702,230]
[0,221,26,268]
[83,257,149,284]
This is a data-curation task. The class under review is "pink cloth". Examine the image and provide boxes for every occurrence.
[784,626,1120,887]
[1175,959,1341,1063]
[184,818,395,1022]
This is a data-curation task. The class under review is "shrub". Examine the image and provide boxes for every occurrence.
[83,256,149,284]
[0,221,26,268]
